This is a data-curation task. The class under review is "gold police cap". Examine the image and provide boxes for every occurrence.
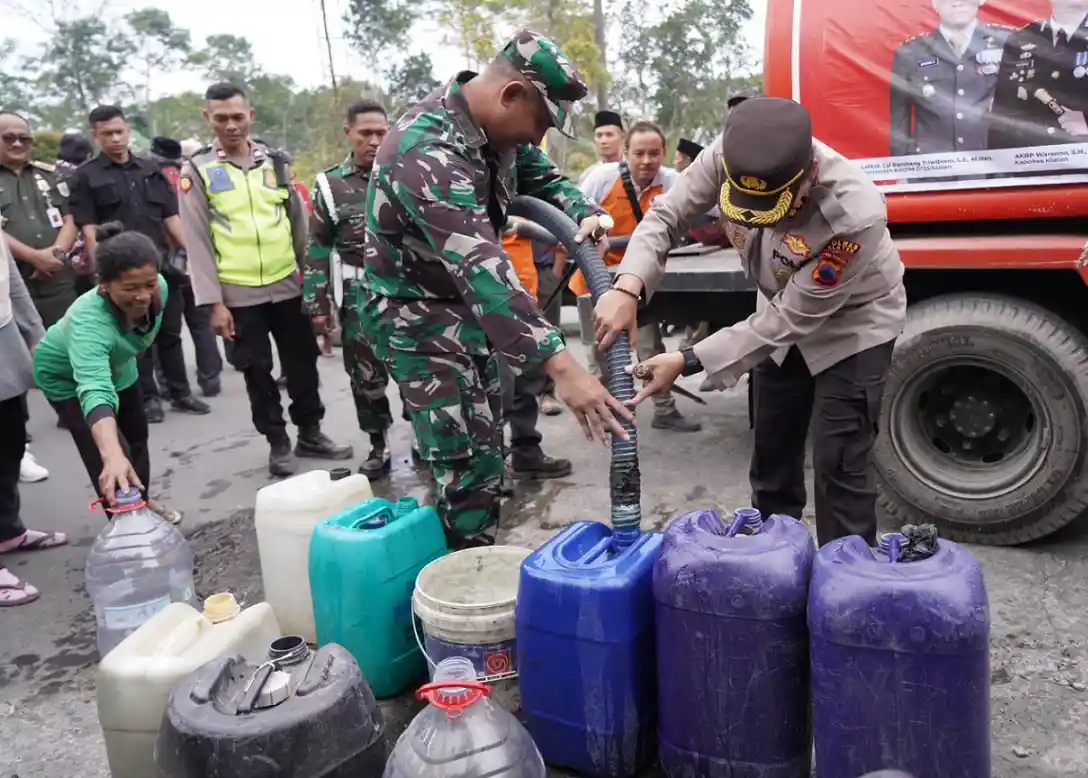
[720,97,814,227]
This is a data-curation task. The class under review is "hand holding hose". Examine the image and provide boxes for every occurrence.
[573,214,612,258]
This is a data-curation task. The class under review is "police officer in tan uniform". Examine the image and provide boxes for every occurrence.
[594,97,907,546]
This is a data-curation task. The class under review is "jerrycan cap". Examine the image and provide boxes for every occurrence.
[203,592,241,623]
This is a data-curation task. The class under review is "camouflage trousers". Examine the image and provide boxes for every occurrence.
[342,280,406,434]
[380,348,504,539]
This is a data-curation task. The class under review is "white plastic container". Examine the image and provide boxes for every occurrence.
[255,468,373,642]
[96,593,281,778]
[85,489,195,659]
[385,656,545,778]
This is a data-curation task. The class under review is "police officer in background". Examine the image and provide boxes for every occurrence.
[594,97,907,547]
[988,0,1088,149]
[890,0,1010,155]
[180,82,352,477]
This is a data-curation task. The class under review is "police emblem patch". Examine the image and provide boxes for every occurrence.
[179,175,193,194]
[739,176,767,191]
[56,181,69,197]
[206,165,234,193]
[782,233,810,256]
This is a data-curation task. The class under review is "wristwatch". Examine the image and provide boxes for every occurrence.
[590,213,614,242]
[51,248,70,262]
[679,346,704,377]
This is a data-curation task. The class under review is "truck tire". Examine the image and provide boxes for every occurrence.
[874,293,1088,545]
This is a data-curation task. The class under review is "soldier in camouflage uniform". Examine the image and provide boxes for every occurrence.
[361,29,632,548]
[303,99,412,477]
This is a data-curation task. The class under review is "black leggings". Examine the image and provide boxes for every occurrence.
[50,383,151,505]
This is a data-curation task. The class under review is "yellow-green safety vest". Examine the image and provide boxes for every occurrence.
[193,153,296,287]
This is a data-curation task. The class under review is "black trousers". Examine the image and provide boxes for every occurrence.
[154,284,223,390]
[0,396,29,564]
[138,275,192,402]
[50,383,152,505]
[499,360,544,460]
[230,297,323,439]
[749,341,895,547]
[535,267,562,397]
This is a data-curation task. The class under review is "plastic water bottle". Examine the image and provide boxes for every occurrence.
[384,656,545,778]
[85,489,195,659]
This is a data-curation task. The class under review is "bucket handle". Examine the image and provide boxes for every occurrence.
[411,612,518,685]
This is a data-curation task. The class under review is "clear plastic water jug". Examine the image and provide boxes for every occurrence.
[384,657,545,778]
[85,488,195,659]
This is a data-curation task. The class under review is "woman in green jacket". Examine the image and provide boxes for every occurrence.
[33,223,181,521]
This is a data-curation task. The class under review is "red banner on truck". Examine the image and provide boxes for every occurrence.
[792,0,1088,192]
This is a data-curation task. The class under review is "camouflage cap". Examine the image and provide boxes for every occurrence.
[501,28,588,138]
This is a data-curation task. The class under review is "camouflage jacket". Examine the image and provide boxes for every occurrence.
[302,154,369,316]
[362,73,603,370]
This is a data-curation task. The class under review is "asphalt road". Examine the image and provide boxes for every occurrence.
[1,318,1087,777]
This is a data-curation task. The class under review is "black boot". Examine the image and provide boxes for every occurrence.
[358,433,392,478]
[295,426,354,460]
[145,397,165,424]
[268,433,297,477]
[510,451,573,480]
[652,408,702,433]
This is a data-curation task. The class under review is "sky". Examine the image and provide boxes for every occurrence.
[2,0,768,99]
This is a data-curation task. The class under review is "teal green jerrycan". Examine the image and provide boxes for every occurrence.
[309,496,447,698]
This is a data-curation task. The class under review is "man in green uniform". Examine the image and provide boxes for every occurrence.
[363,29,631,548]
[0,111,79,327]
[303,99,412,477]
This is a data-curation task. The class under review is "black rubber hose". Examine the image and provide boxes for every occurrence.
[508,196,641,547]
[505,218,629,251]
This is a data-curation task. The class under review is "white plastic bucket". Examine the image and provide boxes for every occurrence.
[413,545,530,713]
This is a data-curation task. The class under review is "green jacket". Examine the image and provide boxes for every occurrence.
[32,275,168,418]
[302,154,369,316]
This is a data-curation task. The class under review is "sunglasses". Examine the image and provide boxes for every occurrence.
[1,134,33,146]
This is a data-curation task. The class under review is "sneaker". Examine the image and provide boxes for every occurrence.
[145,398,165,424]
[295,427,354,460]
[651,408,703,433]
[539,393,563,416]
[171,396,211,415]
[200,380,222,398]
[19,449,48,483]
[268,436,297,477]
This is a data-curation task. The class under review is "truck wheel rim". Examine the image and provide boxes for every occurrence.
[889,357,1051,502]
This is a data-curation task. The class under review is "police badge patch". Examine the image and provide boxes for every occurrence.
[56,181,69,197]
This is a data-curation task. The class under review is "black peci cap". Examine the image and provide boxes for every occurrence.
[720,97,814,227]
[727,91,756,109]
[150,136,182,161]
[594,110,623,130]
[677,138,704,158]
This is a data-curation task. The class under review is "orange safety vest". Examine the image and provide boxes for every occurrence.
[502,233,539,301]
[569,174,665,297]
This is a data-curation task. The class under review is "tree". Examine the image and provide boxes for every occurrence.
[146,91,206,140]
[188,34,261,86]
[0,39,34,115]
[385,53,441,113]
[613,0,756,143]
[123,8,191,107]
[343,0,416,74]
[33,16,134,118]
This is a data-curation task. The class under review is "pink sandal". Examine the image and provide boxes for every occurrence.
[0,570,40,607]
[0,529,69,554]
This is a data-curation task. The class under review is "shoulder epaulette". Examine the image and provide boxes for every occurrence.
[29,160,55,172]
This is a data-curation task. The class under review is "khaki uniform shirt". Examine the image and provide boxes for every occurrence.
[616,139,907,386]
[179,139,308,309]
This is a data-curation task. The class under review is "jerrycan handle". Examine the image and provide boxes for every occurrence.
[349,501,396,530]
[416,680,490,718]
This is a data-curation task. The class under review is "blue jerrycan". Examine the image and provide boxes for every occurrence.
[309,496,447,698]
[655,508,815,778]
[809,527,990,778]
[516,521,663,778]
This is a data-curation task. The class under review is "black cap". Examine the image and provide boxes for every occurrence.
[727,91,756,109]
[150,136,182,161]
[594,110,623,130]
[677,138,703,158]
[720,97,813,227]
